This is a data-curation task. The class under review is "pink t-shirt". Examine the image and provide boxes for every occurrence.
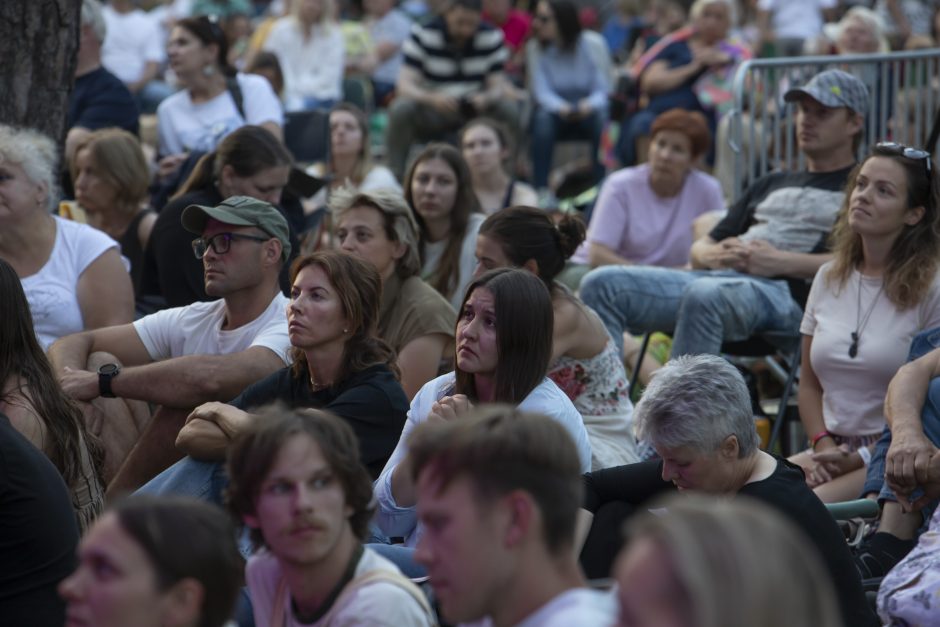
[573,164,724,267]
[484,9,531,52]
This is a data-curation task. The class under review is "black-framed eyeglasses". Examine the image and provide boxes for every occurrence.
[192,232,269,259]
[875,142,932,174]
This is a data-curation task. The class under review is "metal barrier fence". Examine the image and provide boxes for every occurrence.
[727,49,940,202]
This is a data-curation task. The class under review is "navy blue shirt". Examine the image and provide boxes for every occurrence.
[68,66,140,134]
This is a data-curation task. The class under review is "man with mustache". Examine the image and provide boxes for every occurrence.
[227,408,435,626]
[49,196,291,495]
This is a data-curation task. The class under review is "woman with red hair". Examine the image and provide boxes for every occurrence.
[572,108,725,270]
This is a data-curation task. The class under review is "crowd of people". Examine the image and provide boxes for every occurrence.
[5,0,940,625]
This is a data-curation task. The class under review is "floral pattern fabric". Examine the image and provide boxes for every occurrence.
[549,338,641,470]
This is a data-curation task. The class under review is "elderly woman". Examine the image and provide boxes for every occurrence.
[621,0,750,165]
[332,187,456,399]
[572,108,724,270]
[579,354,878,627]
[0,125,133,349]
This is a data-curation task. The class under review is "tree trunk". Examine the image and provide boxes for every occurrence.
[0,0,81,143]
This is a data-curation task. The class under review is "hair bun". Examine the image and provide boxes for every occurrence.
[555,214,587,259]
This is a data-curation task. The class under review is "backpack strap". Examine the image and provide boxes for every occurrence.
[226,75,246,120]
[320,569,435,625]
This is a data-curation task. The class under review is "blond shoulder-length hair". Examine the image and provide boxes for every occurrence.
[619,494,843,627]
[826,146,940,309]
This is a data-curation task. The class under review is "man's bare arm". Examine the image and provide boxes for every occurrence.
[48,325,154,372]
[57,346,286,408]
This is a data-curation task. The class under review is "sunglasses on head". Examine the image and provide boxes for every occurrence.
[875,142,932,174]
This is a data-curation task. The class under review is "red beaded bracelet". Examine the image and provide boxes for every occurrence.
[810,430,834,450]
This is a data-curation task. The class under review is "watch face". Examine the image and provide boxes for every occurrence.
[98,363,120,376]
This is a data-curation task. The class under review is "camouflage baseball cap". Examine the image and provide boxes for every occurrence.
[182,195,291,261]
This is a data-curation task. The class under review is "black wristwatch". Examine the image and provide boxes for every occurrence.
[97,363,121,398]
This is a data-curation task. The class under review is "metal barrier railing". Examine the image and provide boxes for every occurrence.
[727,49,940,202]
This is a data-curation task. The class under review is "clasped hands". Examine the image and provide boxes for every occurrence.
[712,238,780,276]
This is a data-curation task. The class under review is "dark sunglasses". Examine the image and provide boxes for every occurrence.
[875,142,932,174]
[192,232,269,259]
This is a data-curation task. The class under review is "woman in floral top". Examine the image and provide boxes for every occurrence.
[475,206,642,469]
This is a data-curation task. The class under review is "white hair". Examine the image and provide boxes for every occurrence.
[81,0,107,43]
[635,354,759,457]
[0,125,59,212]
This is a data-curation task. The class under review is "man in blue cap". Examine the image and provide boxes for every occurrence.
[50,196,293,495]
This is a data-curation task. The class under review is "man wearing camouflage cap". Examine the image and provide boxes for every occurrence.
[50,196,293,495]
[582,69,868,364]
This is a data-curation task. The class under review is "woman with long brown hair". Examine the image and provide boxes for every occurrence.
[792,142,940,502]
[0,258,104,531]
[404,143,484,310]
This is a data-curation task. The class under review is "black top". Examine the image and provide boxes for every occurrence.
[119,209,155,296]
[232,363,409,479]
[0,413,79,627]
[709,167,854,307]
[67,66,140,135]
[141,186,302,308]
[582,457,878,627]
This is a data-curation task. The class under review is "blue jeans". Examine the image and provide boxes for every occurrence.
[138,456,228,504]
[579,266,803,358]
[865,327,940,521]
[531,106,605,189]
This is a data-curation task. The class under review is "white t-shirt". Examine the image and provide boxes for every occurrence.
[262,17,346,111]
[156,72,284,155]
[101,6,166,84]
[801,263,940,436]
[309,165,402,209]
[374,372,592,546]
[461,588,619,627]
[247,547,434,627]
[422,212,485,311]
[756,0,837,41]
[21,217,120,350]
[133,292,292,365]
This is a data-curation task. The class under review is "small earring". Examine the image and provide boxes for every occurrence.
[202,64,216,77]
[343,328,348,334]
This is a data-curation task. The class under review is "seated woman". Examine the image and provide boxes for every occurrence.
[476,206,641,468]
[141,251,410,499]
[0,125,133,349]
[0,259,104,532]
[791,143,940,502]
[615,494,843,627]
[621,0,750,165]
[332,187,456,399]
[579,354,877,627]
[141,125,296,308]
[59,495,243,627]
[571,108,725,270]
[529,0,610,194]
[71,128,156,296]
[460,117,537,215]
[157,15,283,173]
[307,103,401,216]
[374,268,592,549]
[404,143,485,310]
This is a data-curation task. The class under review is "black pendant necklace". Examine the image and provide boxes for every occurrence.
[850,272,884,359]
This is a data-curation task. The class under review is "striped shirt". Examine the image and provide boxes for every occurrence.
[401,17,508,99]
